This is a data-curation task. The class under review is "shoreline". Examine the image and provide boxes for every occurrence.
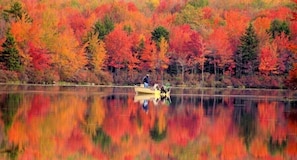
[1,83,296,100]
[0,82,294,91]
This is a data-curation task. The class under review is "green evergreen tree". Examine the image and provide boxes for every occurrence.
[93,16,115,40]
[2,2,32,23]
[0,30,22,71]
[235,24,259,78]
[151,26,169,47]
[268,19,290,39]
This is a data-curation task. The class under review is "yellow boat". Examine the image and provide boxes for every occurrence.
[134,84,170,97]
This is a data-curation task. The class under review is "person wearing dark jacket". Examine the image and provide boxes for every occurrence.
[143,74,150,88]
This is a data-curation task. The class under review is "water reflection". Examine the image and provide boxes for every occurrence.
[0,85,296,159]
[133,94,171,113]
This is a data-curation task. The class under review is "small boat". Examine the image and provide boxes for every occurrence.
[134,84,170,97]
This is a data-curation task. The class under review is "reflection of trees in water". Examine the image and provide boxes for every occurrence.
[0,94,23,132]
[268,136,287,155]
[172,95,258,151]
[233,100,257,150]
[83,95,110,151]
[84,96,106,135]
[170,95,225,116]
[284,105,297,157]
[150,107,167,142]
[105,94,130,109]
[169,96,202,108]
[92,128,111,151]
[150,119,166,142]
[0,88,296,159]
[0,93,23,160]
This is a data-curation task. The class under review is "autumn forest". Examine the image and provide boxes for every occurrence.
[1,0,297,89]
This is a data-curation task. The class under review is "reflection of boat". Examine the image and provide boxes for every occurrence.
[134,94,159,102]
[134,94,171,106]
[134,84,170,97]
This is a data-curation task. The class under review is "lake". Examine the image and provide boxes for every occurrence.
[0,85,296,160]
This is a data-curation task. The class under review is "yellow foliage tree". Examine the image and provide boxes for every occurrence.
[86,33,107,74]
[52,28,86,79]
[94,40,107,73]
[158,37,169,71]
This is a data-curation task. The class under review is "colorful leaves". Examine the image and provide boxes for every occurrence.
[0,0,296,86]
[28,42,51,71]
[158,37,169,70]
[259,42,278,75]
[140,39,157,70]
[208,27,233,70]
[105,26,137,69]
[85,32,107,73]
[52,28,86,79]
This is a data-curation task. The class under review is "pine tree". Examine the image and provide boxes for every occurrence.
[93,16,114,40]
[235,24,259,77]
[268,19,290,39]
[3,2,32,23]
[0,30,22,71]
[151,26,169,48]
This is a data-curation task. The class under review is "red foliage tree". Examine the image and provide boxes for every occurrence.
[287,0,297,89]
[184,31,208,83]
[259,43,278,75]
[170,25,192,69]
[28,42,51,71]
[267,7,291,21]
[68,12,88,43]
[140,39,157,71]
[224,10,250,52]
[105,26,138,70]
[273,33,291,74]
[287,63,297,89]
[208,27,234,76]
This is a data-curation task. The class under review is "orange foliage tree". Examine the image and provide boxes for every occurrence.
[51,28,86,80]
[224,10,250,53]
[259,42,278,75]
[287,0,297,89]
[140,38,158,72]
[169,25,193,83]
[208,27,234,77]
[184,31,208,84]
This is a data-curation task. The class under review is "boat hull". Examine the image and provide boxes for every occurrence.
[134,86,161,95]
[134,85,170,97]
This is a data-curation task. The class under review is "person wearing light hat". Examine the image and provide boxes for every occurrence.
[142,74,150,88]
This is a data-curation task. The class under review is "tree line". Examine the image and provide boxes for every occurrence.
[0,0,296,89]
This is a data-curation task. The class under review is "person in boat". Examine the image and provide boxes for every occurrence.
[160,85,167,94]
[143,74,150,88]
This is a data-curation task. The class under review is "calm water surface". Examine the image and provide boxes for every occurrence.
[0,85,296,160]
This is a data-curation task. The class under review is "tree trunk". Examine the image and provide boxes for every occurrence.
[222,67,225,81]
[181,64,185,85]
[201,62,204,88]
[214,62,217,81]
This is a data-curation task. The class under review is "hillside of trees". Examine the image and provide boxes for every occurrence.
[0,0,297,89]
